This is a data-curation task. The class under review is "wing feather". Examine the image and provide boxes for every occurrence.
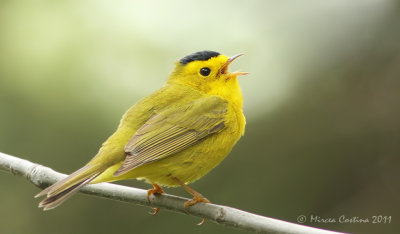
[113,96,227,176]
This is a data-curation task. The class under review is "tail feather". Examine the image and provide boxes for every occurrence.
[36,165,93,198]
[38,172,101,210]
[35,165,104,210]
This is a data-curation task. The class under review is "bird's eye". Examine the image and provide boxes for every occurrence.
[200,67,211,76]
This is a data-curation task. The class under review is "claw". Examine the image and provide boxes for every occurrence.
[197,218,207,225]
[149,207,160,215]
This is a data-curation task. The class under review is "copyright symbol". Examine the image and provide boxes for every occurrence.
[297,215,307,223]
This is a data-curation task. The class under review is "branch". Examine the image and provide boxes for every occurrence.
[0,152,344,234]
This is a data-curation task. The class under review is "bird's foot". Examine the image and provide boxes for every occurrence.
[147,183,164,215]
[173,177,211,225]
[185,193,210,225]
[184,192,211,209]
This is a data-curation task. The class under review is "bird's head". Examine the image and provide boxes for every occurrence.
[168,51,247,99]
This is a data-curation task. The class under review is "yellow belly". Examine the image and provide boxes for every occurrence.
[92,124,240,186]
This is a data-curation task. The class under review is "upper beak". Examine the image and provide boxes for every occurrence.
[218,54,248,77]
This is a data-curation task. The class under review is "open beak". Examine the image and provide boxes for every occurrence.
[218,54,248,78]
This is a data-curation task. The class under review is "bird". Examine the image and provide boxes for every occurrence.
[35,50,247,216]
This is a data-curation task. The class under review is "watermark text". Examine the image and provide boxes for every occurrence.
[296,215,392,224]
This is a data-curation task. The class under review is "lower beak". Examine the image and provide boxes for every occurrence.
[218,54,248,77]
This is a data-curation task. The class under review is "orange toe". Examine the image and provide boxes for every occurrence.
[147,183,164,202]
[147,183,164,216]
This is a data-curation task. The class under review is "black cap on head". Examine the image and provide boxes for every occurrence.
[179,50,220,65]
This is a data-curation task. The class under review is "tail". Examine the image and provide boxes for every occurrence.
[35,165,104,210]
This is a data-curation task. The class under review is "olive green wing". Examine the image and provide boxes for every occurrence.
[113,96,228,176]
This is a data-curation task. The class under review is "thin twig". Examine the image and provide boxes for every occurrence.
[0,152,344,234]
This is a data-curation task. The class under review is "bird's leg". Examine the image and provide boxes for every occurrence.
[147,183,164,215]
[173,177,210,225]
[173,178,210,208]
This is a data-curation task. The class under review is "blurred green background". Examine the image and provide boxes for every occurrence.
[1,1,399,233]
